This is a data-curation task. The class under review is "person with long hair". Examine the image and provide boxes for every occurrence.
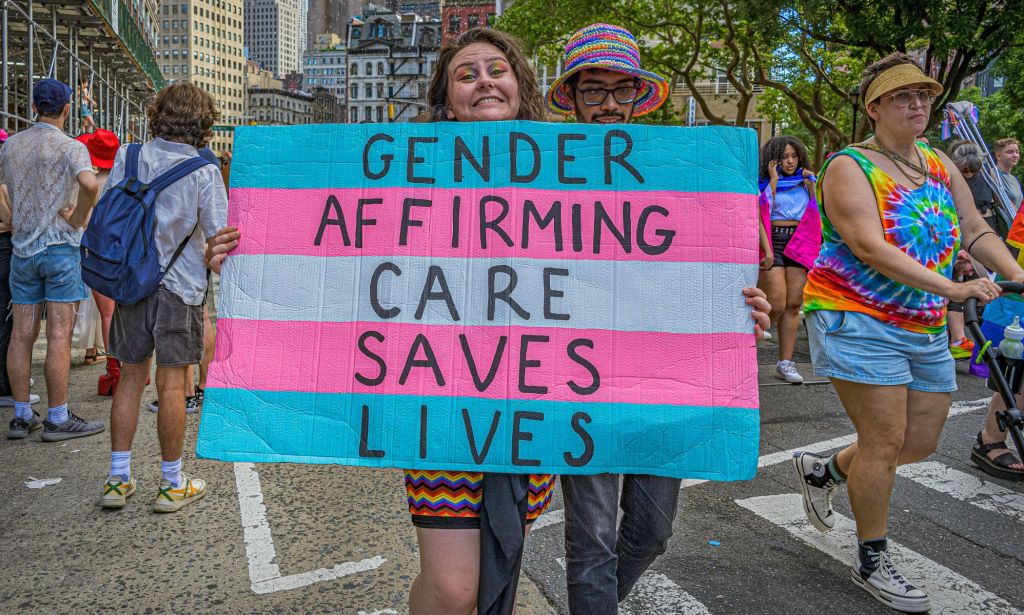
[757,135,820,384]
[791,53,1024,612]
[406,28,554,615]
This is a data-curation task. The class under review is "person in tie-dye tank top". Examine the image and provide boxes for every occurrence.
[790,53,1024,613]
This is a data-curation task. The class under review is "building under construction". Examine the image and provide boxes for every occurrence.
[1,0,163,141]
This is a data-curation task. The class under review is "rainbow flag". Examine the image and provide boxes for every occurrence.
[196,121,761,480]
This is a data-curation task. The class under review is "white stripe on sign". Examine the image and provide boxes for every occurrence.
[897,461,1024,523]
[556,558,711,614]
[234,462,386,594]
[736,494,1023,615]
[683,397,993,490]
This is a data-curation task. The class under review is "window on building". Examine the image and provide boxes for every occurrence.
[378,62,385,76]
[366,62,372,75]
[364,106,371,121]
[365,83,372,98]
[376,106,383,122]
[468,14,478,29]
[449,15,460,34]
[377,83,384,98]
[350,84,358,99]
[486,13,496,26]
[351,63,358,76]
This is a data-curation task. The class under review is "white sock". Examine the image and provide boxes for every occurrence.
[48,403,68,424]
[161,458,183,489]
[110,451,131,481]
[14,401,33,420]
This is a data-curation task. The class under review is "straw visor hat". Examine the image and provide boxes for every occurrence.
[863,62,943,106]
[547,23,670,117]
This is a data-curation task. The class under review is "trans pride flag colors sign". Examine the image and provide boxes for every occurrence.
[196,121,761,480]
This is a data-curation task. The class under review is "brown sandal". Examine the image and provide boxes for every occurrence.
[970,432,1024,481]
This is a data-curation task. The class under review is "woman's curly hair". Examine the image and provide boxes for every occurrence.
[758,135,811,180]
[426,27,544,122]
[147,82,219,148]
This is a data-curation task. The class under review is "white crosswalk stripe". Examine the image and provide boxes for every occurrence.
[556,557,712,615]
[736,494,1024,615]
[897,461,1024,523]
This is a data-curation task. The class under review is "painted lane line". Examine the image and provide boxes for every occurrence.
[897,461,1024,523]
[234,462,386,594]
[531,509,564,530]
[736,494,1023,615]
[682,397,992,490]
[556,558,712,614]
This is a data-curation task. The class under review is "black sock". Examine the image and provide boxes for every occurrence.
[826,456,848,483]
[858,537,888,572]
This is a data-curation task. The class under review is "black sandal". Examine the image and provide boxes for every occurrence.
[970,432,1024,481]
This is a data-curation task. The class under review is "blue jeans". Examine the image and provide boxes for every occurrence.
[10,243,88,304]
[561,473,682,614]
[0,234,12,396]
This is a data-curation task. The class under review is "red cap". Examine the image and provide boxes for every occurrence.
[76,129,119,170]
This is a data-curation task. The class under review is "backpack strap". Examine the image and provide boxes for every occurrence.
[148,156,213,196]
[163,221,199,276]
[124,143,142,179]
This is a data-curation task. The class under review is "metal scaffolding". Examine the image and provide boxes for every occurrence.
[1,0,162,141]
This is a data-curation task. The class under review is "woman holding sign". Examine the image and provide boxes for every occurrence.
[792,53,1024,613]
[404,28,555,615]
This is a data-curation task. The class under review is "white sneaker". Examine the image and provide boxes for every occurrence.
[852,546,930,613]
[775,360,804,384]
[792,452,837,531]
[761,330,773,341]
[0,394,41,407]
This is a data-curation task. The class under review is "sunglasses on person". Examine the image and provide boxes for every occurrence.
[886,89,936,108]
[575,83,641,106]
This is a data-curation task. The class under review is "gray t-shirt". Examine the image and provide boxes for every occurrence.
[998,170,1023,212]
[0,122,93,257]
[101,139,228,305]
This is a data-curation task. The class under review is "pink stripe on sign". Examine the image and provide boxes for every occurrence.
[208,319,758,409]
[227,187,757,264]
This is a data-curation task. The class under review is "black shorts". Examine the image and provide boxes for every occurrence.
[771,225,807,269]
[110,287,204,366]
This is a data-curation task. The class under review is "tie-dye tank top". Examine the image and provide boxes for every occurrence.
[803,143,959,334]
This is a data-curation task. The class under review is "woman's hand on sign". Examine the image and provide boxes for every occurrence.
[946,277,1002,305]
[743,287,771,337]
[207,226,240,274]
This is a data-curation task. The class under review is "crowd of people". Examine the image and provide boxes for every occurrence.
[1,19,1023,615]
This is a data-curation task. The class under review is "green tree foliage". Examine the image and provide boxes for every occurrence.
[498,0,1024,165]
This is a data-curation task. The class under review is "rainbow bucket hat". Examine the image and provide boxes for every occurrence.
[547,23,670,117]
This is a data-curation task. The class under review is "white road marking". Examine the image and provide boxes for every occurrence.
[531,508,564,530]
[556,558,711,615]
[234,462,386,594]
[897,461,1024,523]
[736,494,1023,615]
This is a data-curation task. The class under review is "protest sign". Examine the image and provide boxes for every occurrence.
[196,121,761,480]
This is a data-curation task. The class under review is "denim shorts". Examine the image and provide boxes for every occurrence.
[807,309,957,393]
[10,244,88,304]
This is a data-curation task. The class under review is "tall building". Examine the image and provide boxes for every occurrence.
[154,0,247,153]
[306,0,363,50]
[245,0,303,77]
[440,0,494,45]
[346,8,440,123]
[303,41,348,109]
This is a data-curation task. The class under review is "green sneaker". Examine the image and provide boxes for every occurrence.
[100,476,137,509]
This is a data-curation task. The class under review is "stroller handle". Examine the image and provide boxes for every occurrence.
[963,281,1024,328]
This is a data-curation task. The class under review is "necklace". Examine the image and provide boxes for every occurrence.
[857,141,931,186]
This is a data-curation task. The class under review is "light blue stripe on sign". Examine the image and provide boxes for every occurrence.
[219,254,758,334]
[196,388,760,480]
[229,121,758,195]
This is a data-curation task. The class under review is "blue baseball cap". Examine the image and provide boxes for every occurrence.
[33,79,72,115]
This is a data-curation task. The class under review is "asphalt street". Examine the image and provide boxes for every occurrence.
[2,311,1023,614]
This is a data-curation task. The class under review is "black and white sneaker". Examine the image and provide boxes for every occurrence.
[792,451,837,532]
[852,544,930,613]
[7,411,43,439]
[149,393,200,415]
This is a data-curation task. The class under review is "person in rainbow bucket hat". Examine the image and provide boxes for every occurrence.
[550,23,771,615]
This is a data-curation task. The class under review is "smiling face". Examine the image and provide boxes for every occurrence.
[997,143,1020,170]
[445,42,521,122]
[566,68,637,124]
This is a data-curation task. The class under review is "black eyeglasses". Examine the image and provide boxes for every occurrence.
[575,85,640,106]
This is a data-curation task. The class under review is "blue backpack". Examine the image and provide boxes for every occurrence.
[81,143,214,305]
